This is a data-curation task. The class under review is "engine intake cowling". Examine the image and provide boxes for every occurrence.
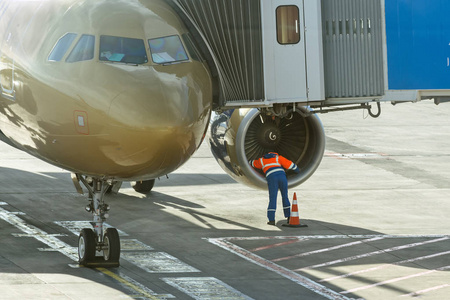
[209,108,325,189]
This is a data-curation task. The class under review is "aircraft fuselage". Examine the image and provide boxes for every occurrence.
[0,0,213,180]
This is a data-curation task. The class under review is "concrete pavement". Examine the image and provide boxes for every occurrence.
[0,101,449,299]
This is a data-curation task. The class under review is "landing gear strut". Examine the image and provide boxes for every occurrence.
[73,175,121,267]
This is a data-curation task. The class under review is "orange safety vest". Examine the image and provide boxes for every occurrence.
[251,152,298,177]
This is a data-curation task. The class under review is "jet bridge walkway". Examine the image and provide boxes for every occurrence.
[169,0,450,109]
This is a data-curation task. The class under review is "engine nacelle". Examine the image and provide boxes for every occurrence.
[209,108,325,190]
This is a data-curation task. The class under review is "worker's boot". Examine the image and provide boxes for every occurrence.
[267,221,275,225]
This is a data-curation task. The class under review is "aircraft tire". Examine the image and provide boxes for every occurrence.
[78,228,96,265]
[132,179,155,194]
[103,228,120,263]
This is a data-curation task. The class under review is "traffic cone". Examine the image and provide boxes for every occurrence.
[282,193,308,228]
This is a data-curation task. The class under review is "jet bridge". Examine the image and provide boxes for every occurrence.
[170,0,450,109]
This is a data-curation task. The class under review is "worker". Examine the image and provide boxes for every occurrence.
[249,152,300,225]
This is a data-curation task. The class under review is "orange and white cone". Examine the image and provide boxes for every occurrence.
[283,193,308,228]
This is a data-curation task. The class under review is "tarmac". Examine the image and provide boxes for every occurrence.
[0,101,449,299]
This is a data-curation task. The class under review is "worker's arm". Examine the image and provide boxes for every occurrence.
[279,156,300,173]
[249,158,262,170]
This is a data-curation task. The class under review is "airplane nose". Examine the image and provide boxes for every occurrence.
[109,77,198,128]
[104,66,212,179]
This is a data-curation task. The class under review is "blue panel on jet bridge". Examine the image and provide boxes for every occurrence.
[385,0,450,90]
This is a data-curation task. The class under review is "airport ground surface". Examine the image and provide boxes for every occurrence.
[0,101,449,300]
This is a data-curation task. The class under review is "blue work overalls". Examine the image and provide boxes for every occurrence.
[266,171,291,222]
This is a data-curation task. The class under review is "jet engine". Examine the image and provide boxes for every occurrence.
[209,107,325,189]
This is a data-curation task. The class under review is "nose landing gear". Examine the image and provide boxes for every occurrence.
[73,175,121,268]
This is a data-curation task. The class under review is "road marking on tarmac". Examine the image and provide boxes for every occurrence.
[98,268,174,300]
[295,236,449,271]
[54,220,128,236]
[208,237,351,300]
[122,252,200,273]
[341,265,450,295]
[56,221,253,299]
[325,151,387,160]
[209,235,450,300]
[0,206,79,260]
[0,206,168,299]
[162,277,253,300]
[401,284,450,298]
[321,249,450,282]
[0,205,253,299]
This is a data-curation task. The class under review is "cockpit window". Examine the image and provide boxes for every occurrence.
[100,35,148,65]
[66,34,95,63]
[148,35,189,64]
[48,33,77,62]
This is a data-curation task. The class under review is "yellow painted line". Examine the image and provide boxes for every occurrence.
[97,267,169,300]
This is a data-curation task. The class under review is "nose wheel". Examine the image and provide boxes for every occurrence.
[77,228,121,267]
[74,176,121,268]
[103,228,120,262]
[78,228,96,265]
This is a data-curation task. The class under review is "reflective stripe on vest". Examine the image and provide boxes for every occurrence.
[260,155,284,177]
[260,156,281,170]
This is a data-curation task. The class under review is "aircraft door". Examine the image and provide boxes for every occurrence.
[0,32,16,100]
[263,0,307,102]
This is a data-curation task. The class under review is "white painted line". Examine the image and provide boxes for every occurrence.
[210,235,450,299]
[341,265,450,294]
[208,238,352,300]
[324,151,387,160]
[12,233,67,238]
[54,220,128,236]
[0,206,250,299]
[10,211,25,215]
[401,284,450,297]
[122,252,200,273]
[0,207,78,261]
[295,237,449,271]
[273,236,385,262]
[251,238,304,252]
[321,250,450,282]
[162,277,253,300]
[223,234,450,241]
[38,247,77,253]
[55,222,152,251]
[120,239,154,251]
[0,207,172,299]
[225,236,309,241]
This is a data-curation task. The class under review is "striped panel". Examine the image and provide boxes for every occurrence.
[322,0,384,99]
[175,0,264,104]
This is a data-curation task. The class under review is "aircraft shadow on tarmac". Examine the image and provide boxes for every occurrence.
[0,167,449,299]
[0,167,74,192]
[153,173,238,187]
